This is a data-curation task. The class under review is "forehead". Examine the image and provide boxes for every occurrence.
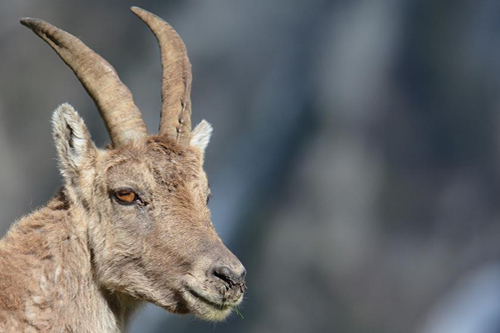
[103,137,202,184]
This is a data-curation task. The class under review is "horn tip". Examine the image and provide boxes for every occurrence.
[130,6,146,15]
[130,6,158,22]
[20,17,48,32]
[20,17,36,28]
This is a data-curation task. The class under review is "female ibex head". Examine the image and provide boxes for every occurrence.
[20,7,245,321]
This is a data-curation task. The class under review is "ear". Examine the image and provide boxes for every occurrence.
[52,103,97,182]
[190,120,212,154]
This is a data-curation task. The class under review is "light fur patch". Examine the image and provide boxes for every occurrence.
[52,103,92,171]
[190,120,212,152]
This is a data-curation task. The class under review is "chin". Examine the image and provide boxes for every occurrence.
[181,286,243,322]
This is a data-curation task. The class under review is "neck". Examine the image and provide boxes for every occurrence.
[103,289,144,328]
[0,190,142,332]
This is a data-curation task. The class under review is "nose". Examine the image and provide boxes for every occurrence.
[211,264,246,287]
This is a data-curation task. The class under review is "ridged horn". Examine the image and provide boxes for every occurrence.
[131,6,192,144]
[20,17,148,147]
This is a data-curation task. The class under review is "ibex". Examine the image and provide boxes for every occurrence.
[0,7,246,332]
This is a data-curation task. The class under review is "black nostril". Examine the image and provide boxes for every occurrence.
[211,262,247,289]
[211,264,247,295]
[212,265,234,285]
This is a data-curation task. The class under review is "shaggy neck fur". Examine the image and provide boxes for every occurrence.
[0,190,141,332]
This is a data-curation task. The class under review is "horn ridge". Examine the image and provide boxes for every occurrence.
[20,17,148,147]
[130,6,193,144]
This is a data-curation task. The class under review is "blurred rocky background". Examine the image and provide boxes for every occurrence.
[2,0,500,332]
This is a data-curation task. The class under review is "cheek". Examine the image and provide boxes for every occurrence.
[109,205,155,237]
[136,207,155,234]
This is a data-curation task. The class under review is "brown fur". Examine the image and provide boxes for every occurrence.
[0,104,245,331]
[2,9,245,331]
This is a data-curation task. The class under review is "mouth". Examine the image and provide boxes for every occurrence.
[183,285,243,321]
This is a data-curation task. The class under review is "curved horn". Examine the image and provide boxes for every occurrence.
[131,6,192,144]
[20,18,148,147]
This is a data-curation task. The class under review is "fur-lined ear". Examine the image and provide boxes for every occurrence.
[52,103,96,182]
[190,120,212,153]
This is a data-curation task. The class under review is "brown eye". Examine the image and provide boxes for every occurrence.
[115,189,138,205]
[206,193,212,205]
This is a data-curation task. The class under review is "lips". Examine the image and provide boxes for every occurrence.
[188,288,233,310]
[182,274,245,321]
